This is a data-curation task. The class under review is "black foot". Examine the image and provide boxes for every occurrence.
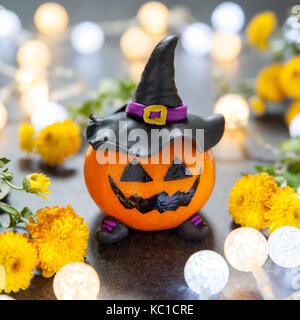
[177,214,209,241]
[95,216,129,245]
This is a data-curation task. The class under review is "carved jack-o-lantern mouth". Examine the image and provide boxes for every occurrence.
[108,158,201,214]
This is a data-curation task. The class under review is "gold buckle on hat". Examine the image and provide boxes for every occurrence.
[143,105,167,125]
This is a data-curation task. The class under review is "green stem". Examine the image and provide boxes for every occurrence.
[1,179,23,191]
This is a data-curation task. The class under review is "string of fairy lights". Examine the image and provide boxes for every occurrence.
[0,1,250,134]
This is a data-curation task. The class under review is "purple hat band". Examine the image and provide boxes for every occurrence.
[126,102,188,125]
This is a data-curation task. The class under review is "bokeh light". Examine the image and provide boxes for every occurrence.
[211,2,245,33]
[71,21,105,55]
[184,250,229,296]
[120,27,154,61]
[0,102,8,132]
[224,228,268,272]
[181,22,213,57]
[289,113,300,138]
[268,226,300,268]
[211,32,242,62]
[53,262,100,300]
[137,1,169,35]
[0,7,21,37]
[31,101,68,132]
[17,40,51,70]
[0,295,15,300]
[34,2,69,36]
[19,81,49,116]
[214,93,250,129]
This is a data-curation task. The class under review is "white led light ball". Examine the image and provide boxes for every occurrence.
[0,102,8,131]
[214,93,250,129]
[211,2,245,33]
[17,40,51,69]
[0,8,21,37]
[268,226,300,268]
[184,250,229,296]
[120,27,153,61]
[31,101,67,132]
[137,1,169,35]
[0,295,15,300]
[181,23,213,57]
[211,32,242,62]
[71,21,104,55]
[34,2,69,36]
[289,113,300,138]
[224,228,268,272]
[53,262,100,300]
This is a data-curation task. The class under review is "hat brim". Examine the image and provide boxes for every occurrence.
[87,110,224,158]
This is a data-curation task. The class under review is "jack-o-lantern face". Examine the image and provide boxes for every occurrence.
[84,140,215,231]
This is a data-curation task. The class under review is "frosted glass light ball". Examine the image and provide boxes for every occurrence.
[289,113,300,138]
[17,40,51,69]
[224,228,268,272]
[0,102,8,131]
[181,23,213,57]
[214,93,250,129]
[184,250,229,296]
[120,27,153,61]
[0,8,21,37]
[31,101,67,132]
[71,21,104,55]
[34,2,69,36]
[211,2,245,33]
[0,295,15,300]
[137,1,169,35]
[268,226,300,268]
[283,15,300,44]
[211,32,242,62]
[53,262,100,300]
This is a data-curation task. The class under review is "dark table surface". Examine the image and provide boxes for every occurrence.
[0,0,299,300]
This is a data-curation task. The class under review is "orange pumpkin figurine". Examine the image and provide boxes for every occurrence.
[84,36,225,245]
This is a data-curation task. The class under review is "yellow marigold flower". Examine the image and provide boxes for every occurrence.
[19,123,35,153]
[285,100,300,126]
[26,205,89,278]
[246,11,277,50]
[229,173,278,229]
[249,96,266,115]
[0,231,38,293]
[265,186,300,234]
[279,56,300,99]
[22,173,51,199]
[34,119,81,166]
[256,64,284,102]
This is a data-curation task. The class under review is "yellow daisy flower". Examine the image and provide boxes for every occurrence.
[256,64,284,102]
[285,100,300,126]
[249,96,266,115]
[22,173,51,199]
[19,123,35,153]
[0,231,38,293]
[229,173,278,229]
[279,56,300,99]
[265,186,300,234]
[34,119,81,166]
[246,11,277,51]
[26,205,89,278]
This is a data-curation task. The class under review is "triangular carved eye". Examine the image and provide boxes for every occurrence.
[120,160,153,182]
[164,158,192,181]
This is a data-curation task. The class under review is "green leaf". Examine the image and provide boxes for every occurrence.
[0,182,10,200]
[20,207,35,220]
[255,165,265,173]
[0,201,19,216]
[0,158,10,168]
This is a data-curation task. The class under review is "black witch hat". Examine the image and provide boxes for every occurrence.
[87,35,225,158]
